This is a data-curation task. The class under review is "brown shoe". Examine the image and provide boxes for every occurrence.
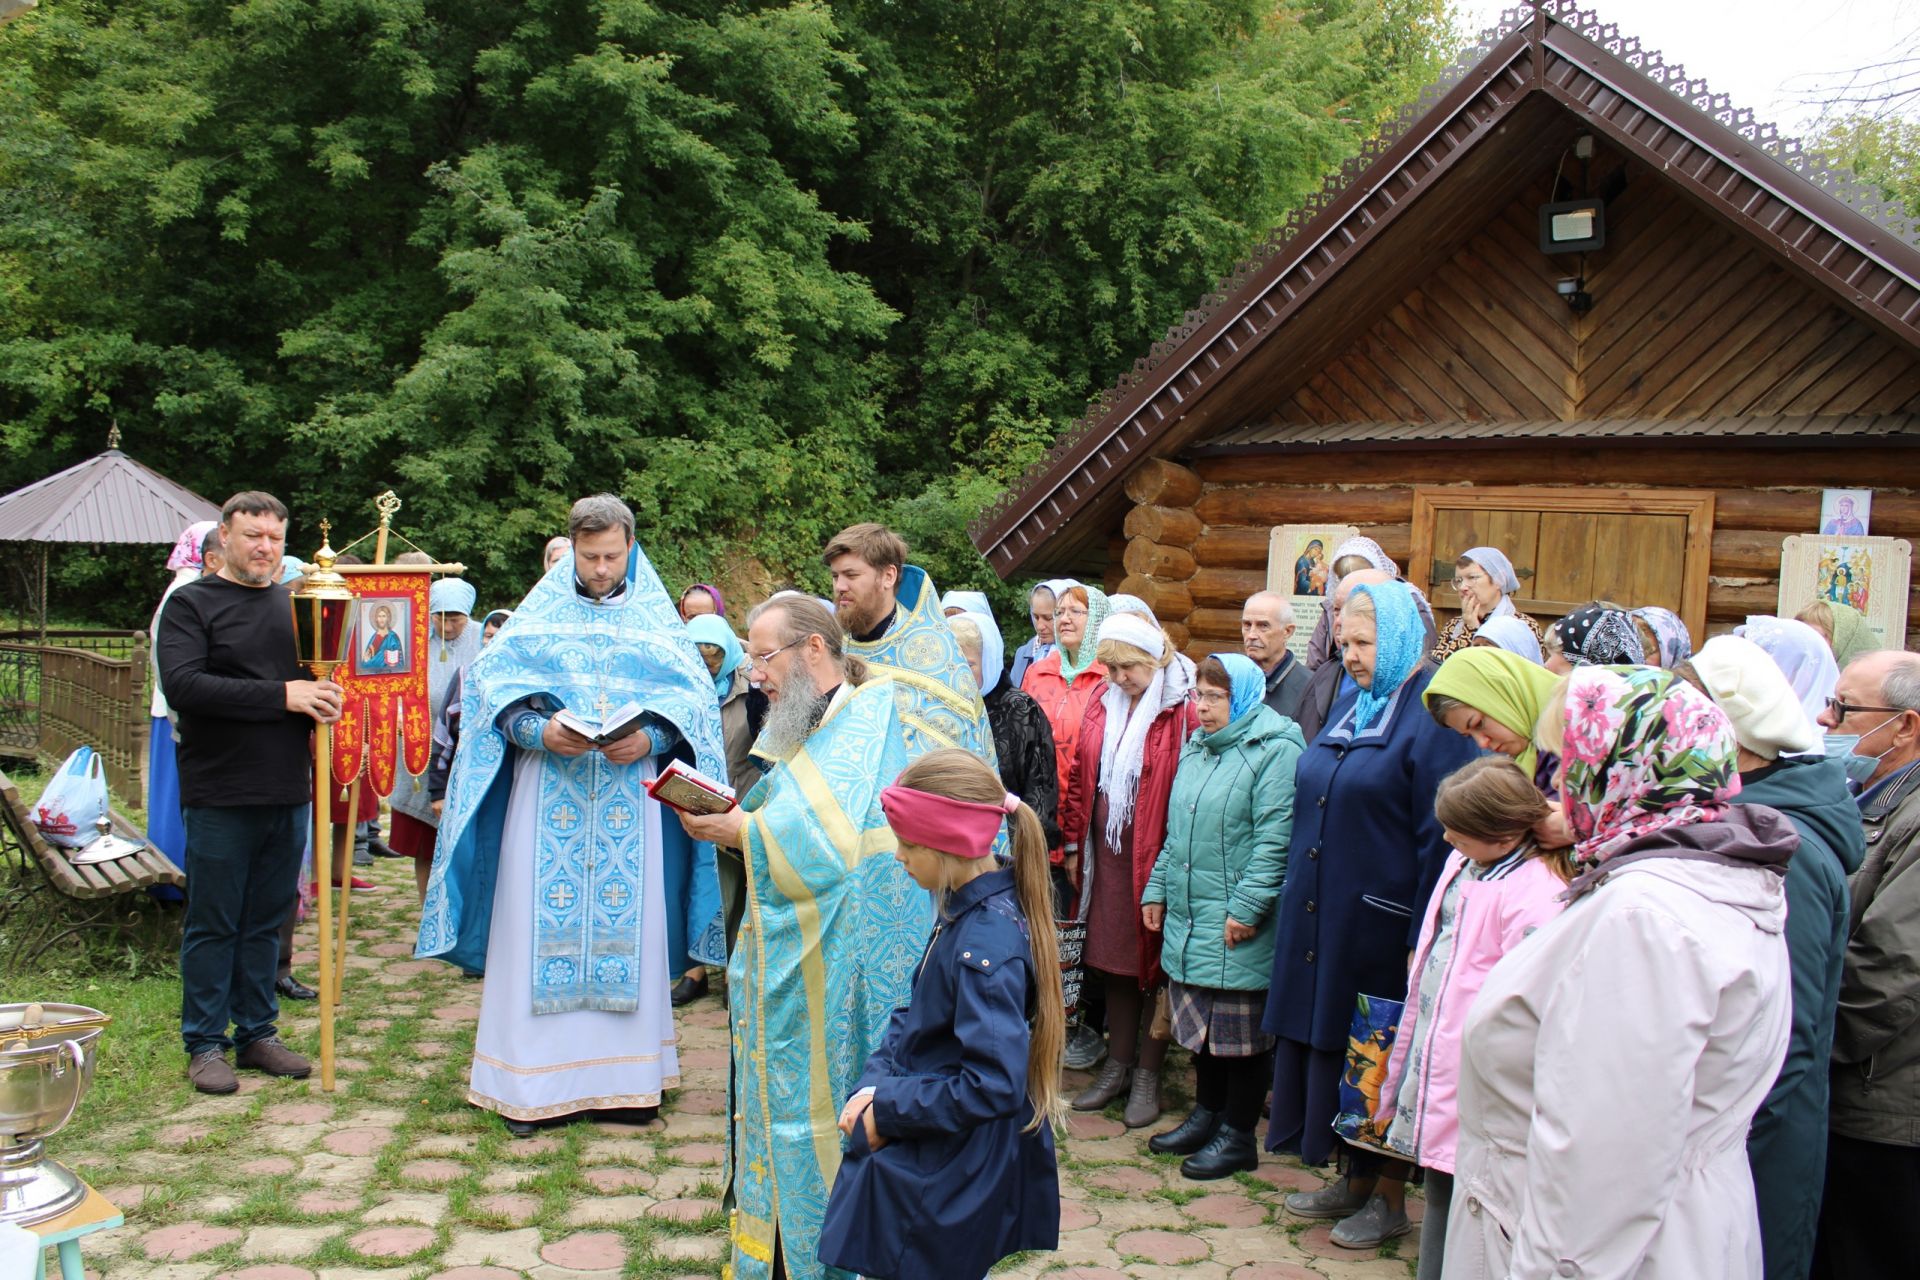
[188,1050,238,1094]
[1071,1057,1133,1111]
[1122,1067,1163,1129]
[236,1036,311,1078]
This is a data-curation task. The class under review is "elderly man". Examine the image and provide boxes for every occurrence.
[678,596,919,1280]
[1243,591,1309,724]
[825,522,993,761]
[157,492,342,1092]
[419,495,727,1136]
[1813,650,1920,1280]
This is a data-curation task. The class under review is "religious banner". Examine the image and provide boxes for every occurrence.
[331,569,435,795]
[1267,523,1358,661]
[1777,534,1912,650]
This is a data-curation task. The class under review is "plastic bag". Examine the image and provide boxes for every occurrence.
[1332,991,1404,1154]
[34,745,111,849]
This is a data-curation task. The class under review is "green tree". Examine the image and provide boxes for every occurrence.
[1809,112,1920,226]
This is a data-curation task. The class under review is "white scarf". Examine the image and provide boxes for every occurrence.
[1097,652,1195,851]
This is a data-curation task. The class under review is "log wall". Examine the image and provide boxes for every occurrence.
[1162,446,1920,656]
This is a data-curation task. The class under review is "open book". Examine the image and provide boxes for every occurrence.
[550,701,650,748]
[646,758,738,815]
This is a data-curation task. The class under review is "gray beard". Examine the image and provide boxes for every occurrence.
[228,563,274,587]
[758,665,828,758]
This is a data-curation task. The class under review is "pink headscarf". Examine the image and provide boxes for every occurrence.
[881,784,1018,860]
[166,520,218,571]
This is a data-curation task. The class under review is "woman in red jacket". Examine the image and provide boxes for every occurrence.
[1059,611,1199,1128]
[1022,585,1111,866]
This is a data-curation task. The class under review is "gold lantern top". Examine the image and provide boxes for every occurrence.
[291,520,356,676]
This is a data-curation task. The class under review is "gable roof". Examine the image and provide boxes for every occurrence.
[0,450,220,544]
[969,0,1920,576]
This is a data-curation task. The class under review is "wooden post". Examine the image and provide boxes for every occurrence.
[313,720,335,1093]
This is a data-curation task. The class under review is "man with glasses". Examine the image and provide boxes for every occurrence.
[1813,650,1920,1278]
[418,494,729,1137]
[676,596,918,1280]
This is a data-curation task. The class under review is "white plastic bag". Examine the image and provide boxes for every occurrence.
[34,745,110,849]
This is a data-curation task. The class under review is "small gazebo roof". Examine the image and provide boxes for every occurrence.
[0,448,219,545]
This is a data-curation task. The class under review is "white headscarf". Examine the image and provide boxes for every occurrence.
[1692,634,1818,760]
[1473,615,1543,664]
[951,608,1005,697]
[1461,546,1522,620]
[1734,615,1839,736]
[941,589,992,617]
[1094,614,1194,851]
[1106,593,1155,620]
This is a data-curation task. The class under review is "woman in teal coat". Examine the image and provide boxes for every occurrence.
[1141,653,1303,1180]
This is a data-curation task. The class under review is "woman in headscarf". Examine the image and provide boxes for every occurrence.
[1425,647,1564,794]
[947,612,1060,853]
[1305,536,1398,670]
[481,609,512,645]
[1431,547,1543,662]
[1106,593,1155,620]
[1545,602,1645,674]
[1631,605,1693,668]
[146,519,219,868]
[1141,653,1303,1179]
[1795,598,1877,669]
[679,583,725,622]
[939,588,991,618]
[1022,584,1112,864]
[1734,615,1839,737]
[672,613,756,1005]
[389,578,485,899]
[1470,615,1543,664]
[1009,580,1074,691]
[1447,667,1795,1280]
[1058,612,1198,1129]
[1687,635,1865,1280]
[1267,582,1479,1248]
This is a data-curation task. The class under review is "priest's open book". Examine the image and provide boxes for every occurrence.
[550,700,650,747]
[645,758,736,815]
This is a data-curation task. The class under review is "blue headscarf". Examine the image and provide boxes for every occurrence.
[1212,652,1267,723]
[1351,581,1423,731]
[685,613,745,695]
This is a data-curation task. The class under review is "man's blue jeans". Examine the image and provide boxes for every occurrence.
[180,804,306,1056]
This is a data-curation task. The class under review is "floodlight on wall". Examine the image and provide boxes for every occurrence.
[1539,198,1606,254]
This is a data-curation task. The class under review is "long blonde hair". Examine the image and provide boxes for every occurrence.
[892,749,1066,1131]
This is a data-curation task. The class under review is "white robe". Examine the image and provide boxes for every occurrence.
[467,751,679,1120]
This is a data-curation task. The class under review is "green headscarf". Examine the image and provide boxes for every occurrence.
[1826,602,1875,668]
[1056,585,1111,683]
[1423,646,1563,774]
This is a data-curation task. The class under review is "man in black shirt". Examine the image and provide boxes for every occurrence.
[157,491,344,1094]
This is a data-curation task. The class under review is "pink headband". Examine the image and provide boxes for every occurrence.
[880,784,1019,861]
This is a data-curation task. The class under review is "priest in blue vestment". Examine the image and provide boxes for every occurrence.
[678,595,922,1280]
[417,495,726,1135]
[824,522,994,761]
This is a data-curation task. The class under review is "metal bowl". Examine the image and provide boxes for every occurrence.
[0,1003,107,1224]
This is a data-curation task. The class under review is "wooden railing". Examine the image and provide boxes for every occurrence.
[0,631,149,807]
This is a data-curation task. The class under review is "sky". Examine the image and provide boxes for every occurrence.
[1458,0,1918,133]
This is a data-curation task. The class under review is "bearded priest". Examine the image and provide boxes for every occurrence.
[417,494,727,1136]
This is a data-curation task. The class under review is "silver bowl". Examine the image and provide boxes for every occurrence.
[0,1003,108,1224]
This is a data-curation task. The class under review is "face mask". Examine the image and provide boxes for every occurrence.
[1827,718,1901,788]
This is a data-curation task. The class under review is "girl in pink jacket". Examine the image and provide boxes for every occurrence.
[1377,757,1572,1280]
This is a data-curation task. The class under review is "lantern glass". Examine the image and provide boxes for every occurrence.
[291,591,354,671]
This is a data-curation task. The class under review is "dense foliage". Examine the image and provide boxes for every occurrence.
[1810,113,1920,234]
[0,0,1453,624]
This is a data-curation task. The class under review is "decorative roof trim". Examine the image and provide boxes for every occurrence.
[969,1,1920,576]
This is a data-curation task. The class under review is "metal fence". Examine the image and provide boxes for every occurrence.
[0,630,148,805]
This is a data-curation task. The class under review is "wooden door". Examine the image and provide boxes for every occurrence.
[1413,486,1714,639]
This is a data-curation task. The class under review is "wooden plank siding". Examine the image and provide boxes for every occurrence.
[1268,161,1920,430]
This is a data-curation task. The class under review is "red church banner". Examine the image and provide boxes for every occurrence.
[331,570,434,795]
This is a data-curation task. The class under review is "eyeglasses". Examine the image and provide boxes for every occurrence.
[1195,689,1232,705]
[1056,605,1089,619]
[1450,573,1489,590]
[1825,696,1908,719]
[746,638,803,669]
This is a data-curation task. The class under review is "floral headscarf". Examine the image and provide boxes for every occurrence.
[1555,604,1645,666]
[1351,581,1424,731]
[1558,666,1740,868]
[1631,606,1693,667]
[1325,535,1397,597]
[166,520,218,571]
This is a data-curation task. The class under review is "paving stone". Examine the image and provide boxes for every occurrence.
[502,1134,563,1157]
[145,1224,244,1261]
[1062,1112,1128,1140]
[478,1169,536,1192]
[366,1193,449,1223]
[1246,1161,1328,1194]
[652,1235,724,1261]
[1082,1165,1163,1194]
[1230,1265,1327,1280]
[95,1183,161,1209]
[1045,1269,1130,1280]
[261,1124,331,1154]
[471,1193,541,1224]
[440,1227,546,1271]
[410,1134,472,1156]
[348,1225,437,1259]
[540,1232,626,1270]
[299,1153,376,1185]
[398,1158,467,1185]
[262,1103,333,1125]
[665,1140,723,1166]
[1116,1229,1211,1265]
[237,1157,298,1177]
[676,1047,728,1069]
[415,1041,450,1057]
[564,1195,654,1226]
[1129,1266,1231,1280]
[581,1167,654,1193]
[671,1088,725,1115]
[322,1127,393,1157]
[1093,1196,1187,1231]
[213,1267,317,1280]
[240,1226,339,1260]
[431,1004,481,1022]
[1185,1192,1267,1227]
[1058,1200,1100,1232]
[154,1122,215,1148]
[656,1112,725,1139]
[644,1198,709,1223]
[649,1167,715,1199]
[428,1270,523,1280]
[294,1191,360,1216]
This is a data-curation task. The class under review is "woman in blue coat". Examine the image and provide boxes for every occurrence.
[1262,581,1479,1248]
[820,749,1065,1280]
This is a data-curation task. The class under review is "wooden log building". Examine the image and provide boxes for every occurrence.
[969,2,1920,655]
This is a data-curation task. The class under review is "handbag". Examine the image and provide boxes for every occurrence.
[34,745,111,850]
[1055,919,1088,1018]
[1332,991,1404,1153]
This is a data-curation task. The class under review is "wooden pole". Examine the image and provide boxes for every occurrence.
[313,720,335,1092]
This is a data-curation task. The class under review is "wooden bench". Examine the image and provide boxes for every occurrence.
[0,766,183,899]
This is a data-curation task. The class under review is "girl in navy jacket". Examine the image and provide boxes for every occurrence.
[818,749,1065,1280]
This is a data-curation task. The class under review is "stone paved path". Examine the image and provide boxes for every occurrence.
[65,856,1417,1278]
